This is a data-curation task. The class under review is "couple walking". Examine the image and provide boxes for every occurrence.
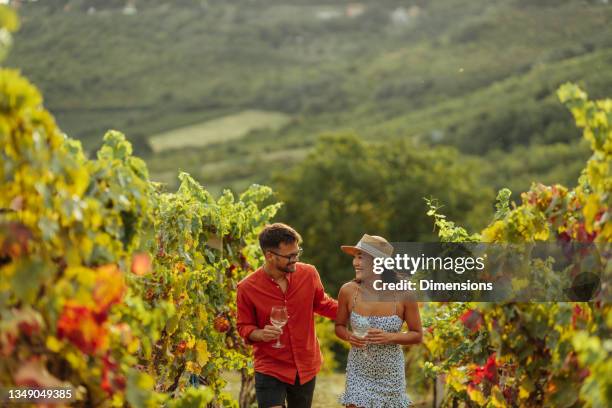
[237,223,422,408]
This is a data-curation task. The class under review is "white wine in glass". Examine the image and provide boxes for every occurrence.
[270,306,288,349]
[352,318,370,357]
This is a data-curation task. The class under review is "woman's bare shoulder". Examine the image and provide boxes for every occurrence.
[338,281,359,297]
[400,299,420,315]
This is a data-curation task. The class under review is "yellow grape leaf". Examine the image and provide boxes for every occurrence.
[185,361,201,373]
[86,202,103,229]
[126,370,157,408]
[186,336,196,350]
[534,226,549,241]
[65,351,86,371]
[594,111,608,128]
[571,107,587,127]
[127,337,140,354]
[196,340,210,366]
[519,386,530,400]
[111,394,123,407]
[520,377,535,400]
[93,264,125,307]
[600,221,612,241]
[165,315,179,335]
[491,385,507,408]
[46,336,62,352]
[137,371,155,389]
[582,194,600,234]
[446,367,468,392]
[79,237,93,259]
[65,266,92,281]
[557,83,587,103]
[0,261,16,283]
[512,278,529,291]
[482,221,505,243]
[0,5,20,32]
[596,99,612,112]
[467,385,487,405]
[586,161,608,192]
[67,167,90,197]
[198,305,208,322]
[65,247,82,266]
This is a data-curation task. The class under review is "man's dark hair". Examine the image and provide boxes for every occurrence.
[258,223,302,252]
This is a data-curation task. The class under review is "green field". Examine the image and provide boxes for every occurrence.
[149,110,291,152]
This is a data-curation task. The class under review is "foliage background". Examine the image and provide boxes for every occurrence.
[6,0,611,300]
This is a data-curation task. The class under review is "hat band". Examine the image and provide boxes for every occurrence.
[356,241,391,259]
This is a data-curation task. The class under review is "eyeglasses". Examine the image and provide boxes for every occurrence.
[268,247,303,261]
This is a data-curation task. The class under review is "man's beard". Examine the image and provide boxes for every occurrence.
[279,262,297,273]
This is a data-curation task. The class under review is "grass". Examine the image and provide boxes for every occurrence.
[221,371,431,408]
[199,146,309,173]
[148,110,291,152]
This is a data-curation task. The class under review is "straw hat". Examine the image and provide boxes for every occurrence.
[341,234,394,259]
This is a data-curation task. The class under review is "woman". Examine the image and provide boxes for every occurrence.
[335,234,422,408]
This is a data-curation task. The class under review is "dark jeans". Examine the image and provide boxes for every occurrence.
[254,372,316,408]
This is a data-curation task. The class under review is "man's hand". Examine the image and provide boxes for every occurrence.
[366,328,396,345]
[250,325,282,342]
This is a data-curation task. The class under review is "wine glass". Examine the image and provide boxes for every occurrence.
[351,315,370,357]
[270,306,288,349]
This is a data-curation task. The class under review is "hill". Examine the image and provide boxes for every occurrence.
[5,0,611,193]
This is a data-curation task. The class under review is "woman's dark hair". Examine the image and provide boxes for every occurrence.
[381,267,400,284]
[258,223,302,252]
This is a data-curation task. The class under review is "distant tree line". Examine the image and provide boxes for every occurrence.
[274,133,493,295]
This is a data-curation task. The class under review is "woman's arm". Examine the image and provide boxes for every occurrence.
[367,301,423,346]
[312,266,338,320]
[335,283,366,348]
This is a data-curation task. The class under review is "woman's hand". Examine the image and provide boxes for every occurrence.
[366,328,396,345]
[348,333,368,348]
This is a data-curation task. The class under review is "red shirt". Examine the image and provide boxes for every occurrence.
[236,262,338,385]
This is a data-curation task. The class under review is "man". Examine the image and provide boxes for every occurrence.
[237,223,338,408]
